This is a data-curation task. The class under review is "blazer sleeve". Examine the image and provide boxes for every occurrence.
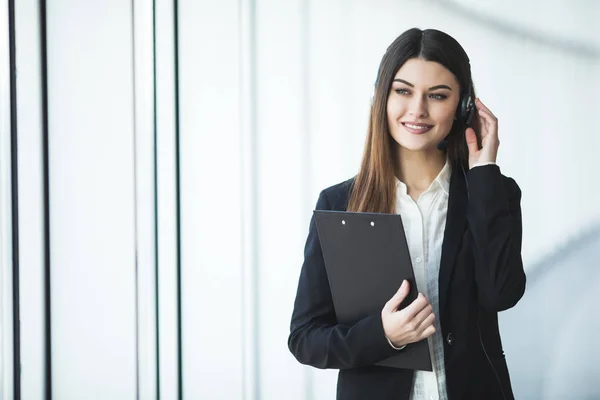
[467,164,527,312]
[287,190,400,369]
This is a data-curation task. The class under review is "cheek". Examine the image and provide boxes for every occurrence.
[386,97,394,118]
[431,104,456,127]
[386,97,406,121]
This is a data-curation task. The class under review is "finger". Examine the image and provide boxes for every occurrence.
[401,292,429,319]
[477,114,490,140]
[479,116,499,144]
[475,98,497,119]
[416,312,435,334]
[477,112,498,141]
[465,127,479,155]
[477,108,498,125]
[383,280,409,313]
[477,112,498,139]
[475,101,498,136]
[420,325,436,340]
[412,303,434,328]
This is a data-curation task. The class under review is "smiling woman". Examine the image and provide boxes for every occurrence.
[288,28,525,400]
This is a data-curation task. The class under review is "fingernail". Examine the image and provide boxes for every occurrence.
[400,280,406,288]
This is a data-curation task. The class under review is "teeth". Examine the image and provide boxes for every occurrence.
[405,123,429,130]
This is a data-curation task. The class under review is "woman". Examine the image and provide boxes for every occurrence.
[288,28,526,400]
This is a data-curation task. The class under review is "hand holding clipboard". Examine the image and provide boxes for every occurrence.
[381,280,436,351]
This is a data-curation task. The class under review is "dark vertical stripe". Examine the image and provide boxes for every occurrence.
[130,0,140,399]
[38,0,52,399]
[8,0,21,397]
[152,0,161,398]
[173,0,183,398]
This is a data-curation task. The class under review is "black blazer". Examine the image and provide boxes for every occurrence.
[288,164,526,400]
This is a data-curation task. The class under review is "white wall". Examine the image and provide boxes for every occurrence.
[178,1,245,399]
[4,0,599,399]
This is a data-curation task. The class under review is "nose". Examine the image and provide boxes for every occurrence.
[408,96,428,118]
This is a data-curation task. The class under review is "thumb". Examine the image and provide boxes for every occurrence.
[383,280,410,313]
[465,127,479,156]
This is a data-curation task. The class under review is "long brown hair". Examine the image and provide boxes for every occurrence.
[347,28,481,213]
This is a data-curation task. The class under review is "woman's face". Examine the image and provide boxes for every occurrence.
[386,58,461,153]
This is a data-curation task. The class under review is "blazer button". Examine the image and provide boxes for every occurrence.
[446,333,455,346]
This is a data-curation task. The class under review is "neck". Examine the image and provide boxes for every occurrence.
[395,147,447,192]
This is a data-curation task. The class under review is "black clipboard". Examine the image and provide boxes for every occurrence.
[314,210,432,371]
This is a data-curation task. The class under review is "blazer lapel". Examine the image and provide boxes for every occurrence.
[438,165,468,318]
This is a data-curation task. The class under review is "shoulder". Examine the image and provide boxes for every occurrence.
[316,177,356,211]
[469,164,521,200]
[501,174,521,200]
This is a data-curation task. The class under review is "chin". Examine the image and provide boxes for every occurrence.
[392,134,440,153]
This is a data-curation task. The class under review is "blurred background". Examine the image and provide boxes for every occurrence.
[1,0,599,399]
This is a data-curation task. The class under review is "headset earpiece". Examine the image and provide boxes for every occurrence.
[456,82,475,128]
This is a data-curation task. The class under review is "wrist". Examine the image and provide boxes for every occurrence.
[470,161,497,169]
[385,335,407,350]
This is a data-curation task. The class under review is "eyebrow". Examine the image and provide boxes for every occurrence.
[393,79,452,91]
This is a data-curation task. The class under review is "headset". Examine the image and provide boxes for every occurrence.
[456,82,476,128]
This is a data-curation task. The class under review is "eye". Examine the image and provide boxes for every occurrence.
[429,93,448,100]
[394,88,410,95]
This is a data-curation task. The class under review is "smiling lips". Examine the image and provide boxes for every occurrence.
[402,122,433,135]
